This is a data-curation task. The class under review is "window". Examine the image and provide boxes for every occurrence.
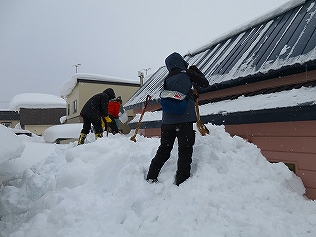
[1,122,11,127]
[73,100,77,113]
[67,104,70,116]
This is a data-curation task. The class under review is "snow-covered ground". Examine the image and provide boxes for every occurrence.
[0,124,315,237]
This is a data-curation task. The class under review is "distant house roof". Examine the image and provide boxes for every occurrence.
[125,0,316,110]
[10,93,66,112]
[60,73,140,97]
[0,110,19,120]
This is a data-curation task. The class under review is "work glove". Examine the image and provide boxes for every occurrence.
[104,115,112,123]
[189,65,202,74]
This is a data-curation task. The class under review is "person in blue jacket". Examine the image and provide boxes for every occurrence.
[146,52,209,185]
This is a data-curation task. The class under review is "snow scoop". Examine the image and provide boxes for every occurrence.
[194,88,209,136]
[130,94,152,142]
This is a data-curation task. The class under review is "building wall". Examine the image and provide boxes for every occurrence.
[0,120,19,128]
[65,81,139,124]
[24,125,53,135]
[224,121,316,200]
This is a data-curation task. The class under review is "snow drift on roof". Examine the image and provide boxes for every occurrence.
[10,93,66,111]
[59,73,139,97]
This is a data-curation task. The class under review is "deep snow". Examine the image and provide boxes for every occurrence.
[0,124,316,237]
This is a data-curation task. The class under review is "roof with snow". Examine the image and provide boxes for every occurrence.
[124,0,316,110]
[60,73,140,97]
[10,93,66,112]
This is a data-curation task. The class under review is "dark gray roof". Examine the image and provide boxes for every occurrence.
[0,110,20,120]
[125,0,316,110]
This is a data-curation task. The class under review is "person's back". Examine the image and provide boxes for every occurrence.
[146,52,209,185]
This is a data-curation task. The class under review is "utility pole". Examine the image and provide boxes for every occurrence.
[73,64,81,73]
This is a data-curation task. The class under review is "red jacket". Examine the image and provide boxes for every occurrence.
[108,101,121,118]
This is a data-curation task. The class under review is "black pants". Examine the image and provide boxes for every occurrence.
[147,122,195,185]
[107,115,119,134]
[81,114,103,134]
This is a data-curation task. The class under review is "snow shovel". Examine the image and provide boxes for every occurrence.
[194,88,209,136]
[130,94,152,142]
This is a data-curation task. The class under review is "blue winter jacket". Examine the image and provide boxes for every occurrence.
[162,52,209,124]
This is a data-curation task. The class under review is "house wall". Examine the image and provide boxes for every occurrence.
[224,121,316,200]
[19,108,66,136]
[24,125,52,135]
[0,120,19,128]
[66,81,139,123]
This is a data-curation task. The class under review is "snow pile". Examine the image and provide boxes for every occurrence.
[0,125,25,163]
[0,133,56,184]
[10,93,66,111]
[0,124,315,236]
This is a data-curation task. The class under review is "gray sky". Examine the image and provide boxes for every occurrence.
[0,0,289,109]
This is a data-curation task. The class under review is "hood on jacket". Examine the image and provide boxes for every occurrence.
[103,88,116,99]
[165,52,189,72]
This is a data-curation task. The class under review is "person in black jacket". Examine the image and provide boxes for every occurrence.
[146,52,209,185]
[77,88,116,145]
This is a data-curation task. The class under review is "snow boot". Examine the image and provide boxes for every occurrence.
[78,133,87,145]
[95,133,103,139]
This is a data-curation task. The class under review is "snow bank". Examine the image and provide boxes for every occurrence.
[0,124,315,236]
[43,123,83,143]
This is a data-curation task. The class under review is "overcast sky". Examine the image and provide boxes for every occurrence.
[0,0,290,109]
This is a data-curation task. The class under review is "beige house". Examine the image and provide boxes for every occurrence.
[60,73,140,123]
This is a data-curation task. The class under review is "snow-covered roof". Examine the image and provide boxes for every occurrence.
[60,73,140,97]
[125,0,316,110]
[187,0,306,55]
[10,93,66,112]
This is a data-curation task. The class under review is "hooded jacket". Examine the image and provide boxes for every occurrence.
[162,52,209,124]
[80,88,116,119]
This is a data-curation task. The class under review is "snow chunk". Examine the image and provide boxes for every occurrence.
[0,125,25,163]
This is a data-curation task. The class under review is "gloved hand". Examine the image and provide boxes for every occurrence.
[104,115,112,123]
[189,65,202,74]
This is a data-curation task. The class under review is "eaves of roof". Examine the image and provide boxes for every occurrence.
[125,0,316,110]
[77,78,140,87]
[129,103,316,129]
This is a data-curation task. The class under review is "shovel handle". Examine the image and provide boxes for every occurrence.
[130,94,151,142]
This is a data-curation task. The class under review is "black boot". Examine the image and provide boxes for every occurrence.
[175,171,190,186]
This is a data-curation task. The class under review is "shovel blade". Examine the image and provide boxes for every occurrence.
[196,120,209,136]
[130,135,137,142]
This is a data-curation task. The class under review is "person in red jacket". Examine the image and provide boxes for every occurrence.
[107,96,122,134]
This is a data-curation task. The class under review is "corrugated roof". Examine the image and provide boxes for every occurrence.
[125,0,316,110]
